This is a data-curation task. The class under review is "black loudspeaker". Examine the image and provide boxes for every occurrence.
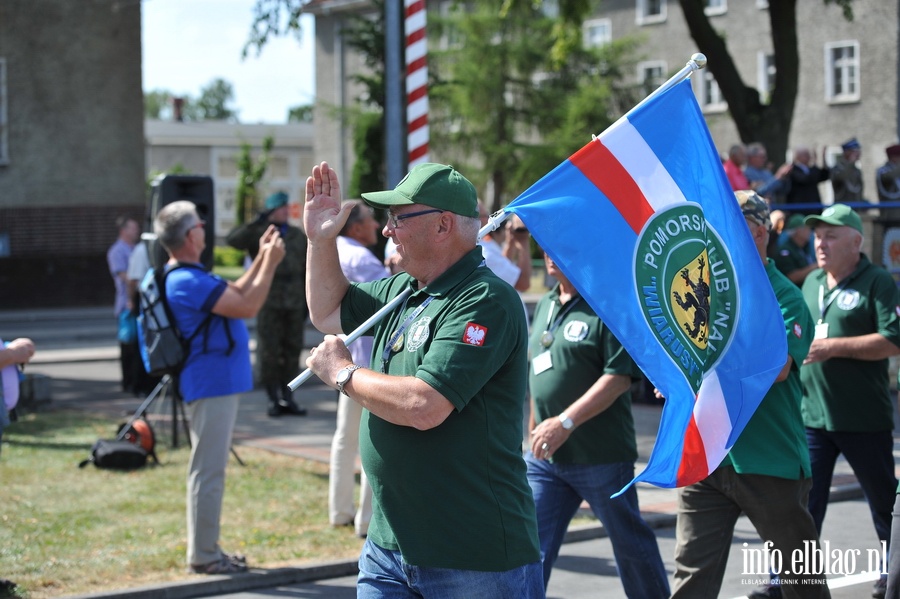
[147,175,216,270]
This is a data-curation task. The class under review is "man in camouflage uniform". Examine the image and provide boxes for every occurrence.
[830,138,864,204]
[227,191,308,417]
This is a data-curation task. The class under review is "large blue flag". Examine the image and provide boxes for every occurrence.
[506,80,786,489]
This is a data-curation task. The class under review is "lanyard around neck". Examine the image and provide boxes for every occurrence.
[540,295,581,348]
[380,294,434,372]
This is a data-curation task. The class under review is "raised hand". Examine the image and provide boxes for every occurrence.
[259,225,286,265]
[304,161,353,242]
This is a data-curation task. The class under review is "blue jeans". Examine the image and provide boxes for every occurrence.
[524,453,669,598]
[806,427,896,544]
[357,538,544,599]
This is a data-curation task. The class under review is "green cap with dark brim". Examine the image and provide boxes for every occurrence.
[804,204,863,234]
[361,163,478,218]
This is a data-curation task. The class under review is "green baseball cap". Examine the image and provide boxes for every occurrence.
[786,214,807,230]
[804,204,863,234]
[361,163,478,218]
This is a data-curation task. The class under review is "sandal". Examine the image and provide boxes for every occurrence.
[190,555,248,574]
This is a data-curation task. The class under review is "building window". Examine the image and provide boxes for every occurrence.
[438,1,462,50]
[696,70,727,113]
[637,0,666,25]
[0,59,7,166]
[757,52,776,102]
[824,40,860,103]
[638,60,667,97]
[705,0,727,16]
[541,0,559,19]
[583,18,612,48]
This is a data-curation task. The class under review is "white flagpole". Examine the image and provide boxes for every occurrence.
[289,54,708,391]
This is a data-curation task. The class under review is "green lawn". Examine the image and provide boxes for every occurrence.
[0,410,364,598]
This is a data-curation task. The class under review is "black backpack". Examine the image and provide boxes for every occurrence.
[137,263,218,378]
[78,418,158,470]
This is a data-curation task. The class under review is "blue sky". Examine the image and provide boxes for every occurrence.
[142,0,315,123]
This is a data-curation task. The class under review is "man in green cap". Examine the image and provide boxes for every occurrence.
[800,203,900,598]
[227,191,308,417]
[304,161,542,596]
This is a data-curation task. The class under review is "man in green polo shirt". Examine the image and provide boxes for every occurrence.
[303,161,542,597]
[671,191,824,599]
[526,250,669,597]
[800,203,900,599]
[774,214,817,287]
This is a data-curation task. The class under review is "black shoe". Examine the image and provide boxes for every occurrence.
[873,575,887,598]
[279,386,307,416]
[266,385,283,417]
[267,400,282,417]
[277,398,307,416]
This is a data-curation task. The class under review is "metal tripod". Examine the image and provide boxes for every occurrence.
[126,374,244,465]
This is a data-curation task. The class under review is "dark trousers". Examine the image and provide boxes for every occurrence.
[806,427,896,546]
[256,305,307,386]
[672,467,828,598]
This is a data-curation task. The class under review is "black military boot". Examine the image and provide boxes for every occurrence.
[266,384,282,417]
[279,385,307,416]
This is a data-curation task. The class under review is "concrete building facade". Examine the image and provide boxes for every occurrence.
[145,121,315,238]
[0,0,145,309]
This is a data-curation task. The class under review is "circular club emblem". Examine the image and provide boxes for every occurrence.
[563,320,589,342]
[634,203,739,393]
[406,316,432,352]
[836,289,860,311]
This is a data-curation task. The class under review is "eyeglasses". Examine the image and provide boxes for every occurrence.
[387,209,443,229]
[186,220,205,236]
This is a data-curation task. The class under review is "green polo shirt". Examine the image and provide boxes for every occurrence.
[774,238,812,283]
[340,247,539,571]
[800,255,900,432]
[528,285,640,465]
[720,260,814,478]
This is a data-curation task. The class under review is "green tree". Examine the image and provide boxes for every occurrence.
[235,136,275,225]
[430,0,638,210]
[143,79,237,121]
[243,0,307,58]
[288,104,314,123]
[196,78,238,121]
[144,89,171,119]
[246,0,386,194]
[677,0,854,164]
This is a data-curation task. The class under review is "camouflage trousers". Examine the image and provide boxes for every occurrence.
[255,305,307,386]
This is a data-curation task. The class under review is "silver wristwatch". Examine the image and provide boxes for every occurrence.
[336,364,362,395]
[558,412,575,430]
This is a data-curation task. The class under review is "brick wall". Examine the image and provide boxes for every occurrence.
[0,204,146,309]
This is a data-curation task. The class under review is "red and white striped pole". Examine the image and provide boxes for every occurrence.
[405,0,429,169]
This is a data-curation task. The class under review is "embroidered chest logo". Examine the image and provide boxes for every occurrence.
[836,290,860,311]
[563,321,589,342]
[406,317,432,352]
[463,322,488,346]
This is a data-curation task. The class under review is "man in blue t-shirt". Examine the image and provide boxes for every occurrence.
[153,200,284,575]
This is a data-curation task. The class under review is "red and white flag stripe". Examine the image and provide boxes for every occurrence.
[405,0,429,168]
